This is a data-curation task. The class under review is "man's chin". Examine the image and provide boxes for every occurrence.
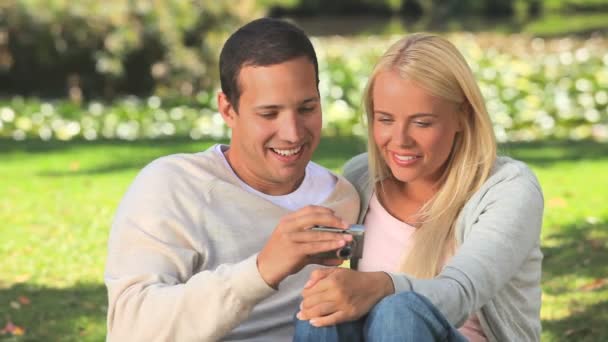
[275,168,307,186]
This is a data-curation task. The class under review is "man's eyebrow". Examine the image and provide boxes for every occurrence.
[254,97,319,110]
[301,97,319,105]
[254,104,282,110]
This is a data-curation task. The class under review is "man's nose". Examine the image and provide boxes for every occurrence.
[278,112,304,142]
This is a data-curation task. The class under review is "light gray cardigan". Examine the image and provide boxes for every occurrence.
[343,154,544,342]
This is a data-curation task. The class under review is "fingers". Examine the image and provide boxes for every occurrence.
[281,205,349,233]
[308,311,348,327]
[290,213,348,232]
[285,205,336,221]
[301,290,335,311]
[297,301,336,320]
[256,205,351,287]
[298,239,347,256]
[304,268,336,289]
[296,269,360,327]
[302,268,347,296]
[289,230,352,243]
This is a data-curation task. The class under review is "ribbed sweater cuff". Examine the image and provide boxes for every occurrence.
[386,272,413,294]
[230,254,276,305]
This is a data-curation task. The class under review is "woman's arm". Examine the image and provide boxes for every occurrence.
[388,166,544,326]
[299,162,543,327]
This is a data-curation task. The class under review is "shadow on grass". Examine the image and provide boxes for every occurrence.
[500,140,608,167]
[542,219,608,294]
[0,282,107,340]
[39,161,174,177]
[540,217,608,339]
[542,300,608,342]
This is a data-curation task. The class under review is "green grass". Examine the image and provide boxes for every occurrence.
[1,137,607,341]
[523,13,608,36]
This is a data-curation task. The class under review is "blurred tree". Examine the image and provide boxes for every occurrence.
[400,0,424,18]
[268,0,395,16]
[527,0,543,18]
[0,0,257,100]
[482,0,514,17]
[399,0,515,18]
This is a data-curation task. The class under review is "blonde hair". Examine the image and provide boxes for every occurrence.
[364,33,497,278]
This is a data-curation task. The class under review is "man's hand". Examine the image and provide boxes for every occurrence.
[296,268,394,327]
[257,205,352,288]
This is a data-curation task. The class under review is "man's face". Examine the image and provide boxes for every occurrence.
[220,56,321,195]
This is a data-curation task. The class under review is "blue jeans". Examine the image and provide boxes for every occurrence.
[293,291,468,342]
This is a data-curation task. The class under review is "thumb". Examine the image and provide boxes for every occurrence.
[304,267,337,289]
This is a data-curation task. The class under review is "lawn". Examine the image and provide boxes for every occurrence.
[1,137,607,341]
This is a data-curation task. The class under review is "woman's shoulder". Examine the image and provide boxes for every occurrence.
[342,153,369,183]
[469,156,543,208]
[458,156,544,238]
[490,156,541,189]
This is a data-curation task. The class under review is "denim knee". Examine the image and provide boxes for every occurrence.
[365,291,455,341]
[293,316,364,342]
[293,318,318,340]
[369,291,428,319]
[294,293,464,342]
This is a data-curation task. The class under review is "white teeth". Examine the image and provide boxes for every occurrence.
[272,146,302,156]
[395,154,418,161]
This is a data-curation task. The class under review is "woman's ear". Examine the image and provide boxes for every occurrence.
[217,92,237,128]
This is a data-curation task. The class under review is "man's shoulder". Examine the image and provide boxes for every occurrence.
[137,147,224,185]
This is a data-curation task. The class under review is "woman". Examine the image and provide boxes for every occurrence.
[294,33,543,341]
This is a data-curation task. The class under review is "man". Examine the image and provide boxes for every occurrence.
[105,18,359,341]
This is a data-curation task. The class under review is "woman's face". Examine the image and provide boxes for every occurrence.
[372,70,462,187]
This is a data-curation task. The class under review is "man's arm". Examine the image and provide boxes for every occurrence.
[105,157,352,341]
[105,158,277,341]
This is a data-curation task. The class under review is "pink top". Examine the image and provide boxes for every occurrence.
[359,193,487,342]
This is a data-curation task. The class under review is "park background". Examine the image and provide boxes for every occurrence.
[0,0,607,340]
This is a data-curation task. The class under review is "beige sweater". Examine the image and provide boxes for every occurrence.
[105,147,359,341]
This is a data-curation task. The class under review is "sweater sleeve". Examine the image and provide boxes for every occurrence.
[387,163,544,327]
[105,157,276,341]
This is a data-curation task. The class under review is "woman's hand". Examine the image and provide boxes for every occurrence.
[296,268,394,327]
